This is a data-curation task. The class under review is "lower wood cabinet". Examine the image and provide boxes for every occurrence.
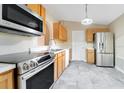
[86,49,95,64]
[54,55,58,81]
[0,70,14,89]
[54,51,66,81]
[57,56,63,77]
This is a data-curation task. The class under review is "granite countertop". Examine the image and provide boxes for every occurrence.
[0,63,16,73]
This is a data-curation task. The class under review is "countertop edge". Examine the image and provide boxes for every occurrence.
[0,63,16,73]
[52,49,70,54]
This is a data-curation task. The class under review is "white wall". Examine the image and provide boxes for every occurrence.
[109,14,124,73]
[0,32,39,55]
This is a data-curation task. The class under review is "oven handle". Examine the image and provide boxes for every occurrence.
[21,59,55,80]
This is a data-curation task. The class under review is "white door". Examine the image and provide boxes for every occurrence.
[72,31,86,61]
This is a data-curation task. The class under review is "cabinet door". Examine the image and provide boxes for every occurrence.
[0,70,14,89]
[26,4,41,15]
[53,23,59,39]
[62,27,67,41]
[86,30,93,42]
[58,24,63,40]
[62,52,65,70]
[59,25,67,41]
[87,50,94,64]
[54,55,58,81]
[53,22,67,41]
[57,56,63,77]
[64,28,67,41]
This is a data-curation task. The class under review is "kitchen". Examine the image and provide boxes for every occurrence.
[1,3,124,89]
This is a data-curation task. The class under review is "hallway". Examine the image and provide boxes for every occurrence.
[53,62,124,89]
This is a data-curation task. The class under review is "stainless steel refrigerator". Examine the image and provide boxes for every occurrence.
[94,32,114,67]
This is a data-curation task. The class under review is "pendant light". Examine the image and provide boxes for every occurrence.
[81,4,93,25]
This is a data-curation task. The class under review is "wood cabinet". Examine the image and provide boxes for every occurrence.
[53,22,67,41]
[26,4,41,15]
[57,55,63,77]
[86,49,95,64]
[59,24,67,41]
[86,28,109,42]
[62,52,65,70]
[0,70,14,89]
[54,55,58,81]
[54,51,66,81]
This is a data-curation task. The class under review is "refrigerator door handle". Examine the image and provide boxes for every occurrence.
[99,42,103,51]
[102,43,104,49]
[99,43,101,50]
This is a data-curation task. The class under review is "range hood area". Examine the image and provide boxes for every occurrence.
[0,4,43,36]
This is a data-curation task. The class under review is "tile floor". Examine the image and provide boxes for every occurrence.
[53,61,124,89]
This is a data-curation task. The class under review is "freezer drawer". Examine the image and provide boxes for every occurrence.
[96,53,114,67]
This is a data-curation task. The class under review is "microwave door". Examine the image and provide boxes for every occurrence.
[0,4,43,36]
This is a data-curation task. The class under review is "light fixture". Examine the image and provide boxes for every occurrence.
[81,4,93,25]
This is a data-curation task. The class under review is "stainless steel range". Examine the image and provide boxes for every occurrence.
[0,51,55,89]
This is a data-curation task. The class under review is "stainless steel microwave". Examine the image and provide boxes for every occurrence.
[0,4,43,36]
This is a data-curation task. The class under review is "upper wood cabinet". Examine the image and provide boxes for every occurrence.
[53,22,67,41]
[86,28,109,43]
[26,4,41,15]
[0,70,14,89]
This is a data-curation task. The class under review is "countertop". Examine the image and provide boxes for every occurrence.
[0,63,16,73]
[51,49,69,54]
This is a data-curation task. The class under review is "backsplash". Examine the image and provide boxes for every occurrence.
[0,32,38,55]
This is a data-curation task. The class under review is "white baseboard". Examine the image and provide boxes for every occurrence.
[71,60,86,62]
[115,66,124,74]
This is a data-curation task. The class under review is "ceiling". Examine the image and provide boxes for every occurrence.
[43,4,124,25]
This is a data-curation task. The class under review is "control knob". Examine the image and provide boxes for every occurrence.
[30,60,37,68]
[23,63,29,70]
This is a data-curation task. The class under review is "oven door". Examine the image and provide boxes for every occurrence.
[18,60,54,89]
